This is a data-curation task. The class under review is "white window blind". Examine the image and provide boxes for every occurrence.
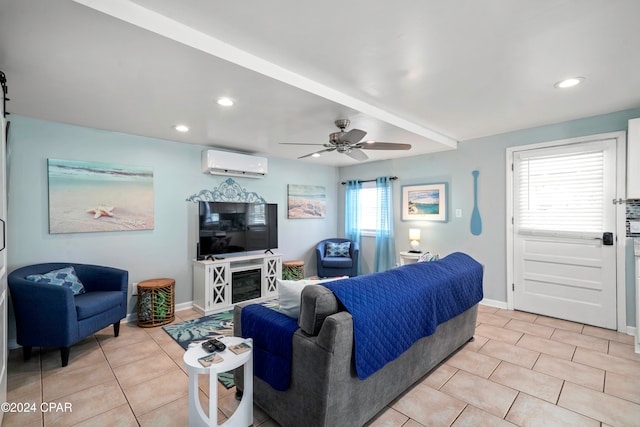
[359,183,378,232]
[515,148,605,233]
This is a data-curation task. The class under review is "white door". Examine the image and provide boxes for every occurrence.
[512,137,618,329]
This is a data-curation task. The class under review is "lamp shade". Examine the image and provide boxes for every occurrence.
[409,228,421,252]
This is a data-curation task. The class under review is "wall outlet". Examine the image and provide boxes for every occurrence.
[455,208,462,218]
[132,282,138,296]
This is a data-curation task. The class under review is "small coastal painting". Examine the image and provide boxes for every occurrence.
[402,183,448,222]
[48,159,154,233]
[287,184,326,219]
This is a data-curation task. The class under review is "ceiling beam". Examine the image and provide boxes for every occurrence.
[73,0,458,149]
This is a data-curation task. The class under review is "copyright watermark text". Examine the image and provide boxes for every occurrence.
[1,401,73,413]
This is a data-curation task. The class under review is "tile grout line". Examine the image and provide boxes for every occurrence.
[96,334,141,425]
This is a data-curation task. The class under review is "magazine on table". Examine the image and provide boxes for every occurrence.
[198,353,223,367]
[229,341,252,355]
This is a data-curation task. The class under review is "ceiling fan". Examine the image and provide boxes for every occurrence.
[282,119,412,161]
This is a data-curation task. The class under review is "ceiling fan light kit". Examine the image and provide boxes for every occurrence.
[282,119,412,161]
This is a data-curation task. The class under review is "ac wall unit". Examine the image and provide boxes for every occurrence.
[201,150,268,178]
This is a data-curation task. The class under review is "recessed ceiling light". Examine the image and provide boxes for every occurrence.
[311,153,321,158]
[174,124,189,132]
[217,97,235,107]
[554,77,585,89]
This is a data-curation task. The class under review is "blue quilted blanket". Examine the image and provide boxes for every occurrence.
[324,252,483,379]
[241,303,299,391]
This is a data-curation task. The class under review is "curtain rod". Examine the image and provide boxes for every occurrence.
[340,176,398,185]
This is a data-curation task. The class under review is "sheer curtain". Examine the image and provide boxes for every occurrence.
[373,176,397,272]
[344,180,362,275]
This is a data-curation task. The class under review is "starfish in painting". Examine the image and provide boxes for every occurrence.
[87,206,115,219]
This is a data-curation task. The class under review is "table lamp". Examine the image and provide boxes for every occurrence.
[409,228,421,253]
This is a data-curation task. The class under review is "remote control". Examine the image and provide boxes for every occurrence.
[202,338,226,353]
[210,338,226,351]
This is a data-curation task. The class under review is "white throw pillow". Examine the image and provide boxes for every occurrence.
[277,279,309,318]
[277,276,348,318]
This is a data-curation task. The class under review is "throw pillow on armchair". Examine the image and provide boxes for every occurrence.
[325,241,351,257]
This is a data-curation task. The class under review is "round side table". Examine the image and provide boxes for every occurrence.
[136,278,175,327]
[282,260,304,280]
[183,336,253,427]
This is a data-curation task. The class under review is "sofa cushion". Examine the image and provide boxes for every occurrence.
[26,266,86,295]
[323,252,484,379]
[75,291,123,320]
[278,279,307,318]
[278,277,348,319]
[321,257,353,268]
[325,241,350,257]
[241,304,299,391]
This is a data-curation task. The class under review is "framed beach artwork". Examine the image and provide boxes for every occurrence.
[48,159,154,234]
[287,184,326,219]
[401,183,448,222]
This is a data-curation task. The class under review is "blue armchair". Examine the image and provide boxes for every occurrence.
[316,238,359,277]
[8,263,128,367]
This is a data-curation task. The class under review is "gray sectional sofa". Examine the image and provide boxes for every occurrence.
[233,265,480,427]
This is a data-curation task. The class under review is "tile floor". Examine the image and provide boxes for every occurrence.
[4,304,640,426]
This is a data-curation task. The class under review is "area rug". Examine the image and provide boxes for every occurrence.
[163,299,279,388]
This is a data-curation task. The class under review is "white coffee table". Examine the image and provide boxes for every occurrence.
[183,336,253,427]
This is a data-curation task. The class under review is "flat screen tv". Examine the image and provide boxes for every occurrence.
[198,201,278,257]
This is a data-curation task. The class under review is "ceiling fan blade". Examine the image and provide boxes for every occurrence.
[340,128,367,144]
[356,142,412,150]
[298,148,336,159]
[346,148,368,161]
[280,143,326,146]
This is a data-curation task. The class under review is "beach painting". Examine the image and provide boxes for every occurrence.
[402,183,448,222]
[287,184,326,219]
[48,159,154,234]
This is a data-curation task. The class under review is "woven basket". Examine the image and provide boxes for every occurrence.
[137,278,175,327]
[282,260,304,281]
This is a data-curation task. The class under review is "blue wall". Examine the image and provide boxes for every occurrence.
[6,116,339,313]
[339,108,640,328]
[8,109,640,331]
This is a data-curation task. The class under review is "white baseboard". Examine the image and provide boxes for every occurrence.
[123,301,194,324]
[626,326,639,354]
[175,301,193,312]
[480,298,508,309]
[123,312,136,323]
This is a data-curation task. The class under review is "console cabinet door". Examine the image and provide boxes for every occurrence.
[263,255,281,298]
[206,262,230,311]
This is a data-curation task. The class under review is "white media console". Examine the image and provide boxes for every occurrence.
[192,252,282,315]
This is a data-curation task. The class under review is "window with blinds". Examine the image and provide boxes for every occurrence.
[359,182,379,233]
[514,147,606,234]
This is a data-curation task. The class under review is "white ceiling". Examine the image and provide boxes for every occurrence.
[1,0,639,166]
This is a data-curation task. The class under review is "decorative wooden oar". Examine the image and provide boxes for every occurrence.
[471,170,482,235]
